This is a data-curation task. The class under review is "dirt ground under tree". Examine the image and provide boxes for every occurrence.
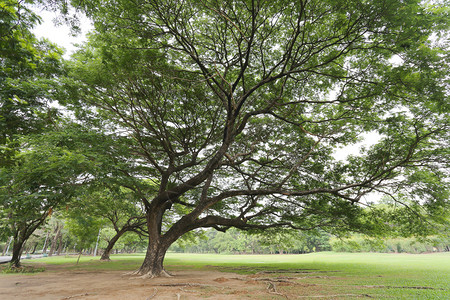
[0,264,360,299]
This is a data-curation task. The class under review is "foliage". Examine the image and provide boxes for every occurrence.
[64,211,103,252]
[0,0,67,266]
[330,235,450,253]
[0,124,106,236]
[0,0,64,166]
[1,0,447,276]
[0,122,126,266]
[170,228,331,254]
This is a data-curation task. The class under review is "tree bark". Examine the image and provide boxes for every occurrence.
[30,243,38,254]
[2,241,8,256]
[100,228,127,261]
[49,223,62,256]
[56,235,63,255]
[135,207,177,278]
[42,231,49,254]
[136,237,172,278]
[10,238,25,268]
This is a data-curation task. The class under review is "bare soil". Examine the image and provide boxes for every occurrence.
[1,264,387,299]
[0,264,295,299]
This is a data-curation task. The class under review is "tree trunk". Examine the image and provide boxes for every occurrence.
[10,239,25,268]
[49,223,62,257]
[136,237,172,278]
[100,229,126,261]
[56,235,63,255]
[2,242,8,256]
[30,243,38,254]
[135,207,178,278]
[42,231,50,254]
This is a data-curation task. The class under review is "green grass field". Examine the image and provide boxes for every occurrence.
[12,252,450,299]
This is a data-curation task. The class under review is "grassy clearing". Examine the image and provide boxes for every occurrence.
[8,251,450,299]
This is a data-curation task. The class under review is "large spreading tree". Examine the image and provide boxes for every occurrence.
[65,0,449,277]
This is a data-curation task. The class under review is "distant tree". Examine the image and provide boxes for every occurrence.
[47,216,64,256]
[65,210,103,263]
[67,186,149,261]
[65,0,449,277]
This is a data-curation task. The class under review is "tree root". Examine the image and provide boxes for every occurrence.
[179,287,198,293]
[122,270,140,276]
[257,269,338,274]
[257,277,292,283]
[156,283,209,287]
[145,288,158,300]
[137,273,154,279]
[123,269,173,279]
[160,269,173,277]
[61,293,90,299]
[266,281,289,298]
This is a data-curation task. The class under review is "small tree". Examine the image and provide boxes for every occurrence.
[65,212,103,264]
[67,186,149,261]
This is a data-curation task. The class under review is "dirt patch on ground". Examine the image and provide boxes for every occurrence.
[0,266,286,300]
[0,264,388,299]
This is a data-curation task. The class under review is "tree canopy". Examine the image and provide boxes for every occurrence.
[1,0,63,165]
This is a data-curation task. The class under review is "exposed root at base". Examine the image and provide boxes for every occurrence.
[266,282,288,298]
[136,273,156,279]
[156,283,209,287]
[145,288,158,300]
[161,269,173,277]
[124,269,173,279]
[61,292,90,299]
[122,270,140,276]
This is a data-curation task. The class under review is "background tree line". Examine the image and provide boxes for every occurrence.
[0,213,147,259]
[3,221,447,257]
[169,229,449,255]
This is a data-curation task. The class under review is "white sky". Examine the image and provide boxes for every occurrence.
[32,7,92,58]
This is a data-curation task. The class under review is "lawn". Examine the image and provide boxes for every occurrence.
[3,252,449,299]
[165,252,450,298]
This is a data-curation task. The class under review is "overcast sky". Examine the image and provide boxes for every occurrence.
[32,7,92,58]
